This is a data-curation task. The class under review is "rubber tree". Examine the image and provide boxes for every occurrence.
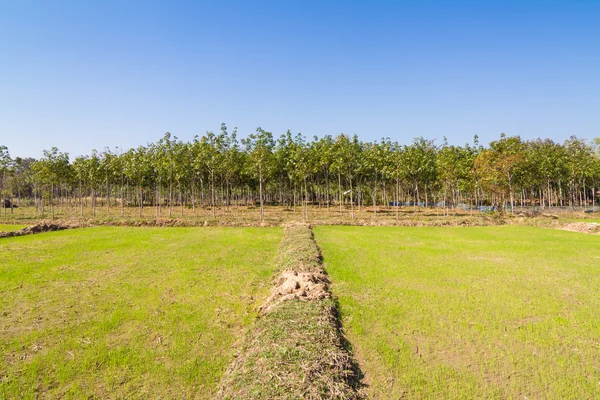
[86,151,102,217]
[0,145,12,217]
[437,140,477,213]
[243,127,275,222]
[275,130,295,208]
[7,126,600,218]
[331,134,361,220]
[31,148,70,219]
[564,136,594,210]
[312,135,334,213]
[289,132,311,220]
[196,131,222,218]
[402,137,438,211]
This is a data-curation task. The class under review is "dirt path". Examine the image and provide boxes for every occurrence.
[217,224,364,399]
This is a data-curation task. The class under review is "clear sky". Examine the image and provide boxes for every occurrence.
[1,0,599,158]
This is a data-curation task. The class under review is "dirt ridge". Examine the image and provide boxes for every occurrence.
[0,221,80,238]
[217,223,364,399]
[259,269,331,314]
[557,222,600,234]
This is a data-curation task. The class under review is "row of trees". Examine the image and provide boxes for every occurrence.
[2,125,600,220]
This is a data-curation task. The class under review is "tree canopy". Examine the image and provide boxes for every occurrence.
[2,127,600,219]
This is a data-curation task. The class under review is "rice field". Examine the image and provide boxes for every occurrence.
[315,226,600,399]
[3,223,599,399]
[0,226,282,399]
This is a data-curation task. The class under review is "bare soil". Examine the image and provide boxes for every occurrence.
[259,269,331,314]
[558,222,600,234]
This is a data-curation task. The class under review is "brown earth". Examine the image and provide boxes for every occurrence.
[259,269,331,314]
[557,222,600,234]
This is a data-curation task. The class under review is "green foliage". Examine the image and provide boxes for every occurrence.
[3,129,600,218]
[31,147,71,186]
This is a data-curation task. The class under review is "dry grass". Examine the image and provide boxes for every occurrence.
[0,205,511,228]
[557,222,600,234]
[219,299,363,400]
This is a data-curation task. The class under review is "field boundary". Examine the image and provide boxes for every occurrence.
[0,221,81,238]
[1,214,511,228]
[217,223,364,399]
[511,217,600,234]
[556,221,600,234]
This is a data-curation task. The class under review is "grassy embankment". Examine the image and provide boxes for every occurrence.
[315,226,600,399]
[219,224,362,399]
[0,226,282,398]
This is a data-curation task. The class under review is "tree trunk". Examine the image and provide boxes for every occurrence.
[350,177,354,222]
[106,177,110,215]
[169,175,173,218]
[259,166,264,222]
[326,173,330,215]
[211,171,215,218]
[338,173,342,216]
[372,180,377,216]
[156,184,160,218]
[139,186,143,217]
[91,186,96,218]
[304,176,309,220]
[79,179,83,217]
[180,182,184,216]
[395,178,400,220]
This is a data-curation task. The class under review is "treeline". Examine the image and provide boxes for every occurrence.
[1,124,600,220]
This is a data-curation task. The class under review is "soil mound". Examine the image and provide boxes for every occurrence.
[259,269,330,314]
[558,222,600,234]
[541,213,559,219]
[0,221,77,238]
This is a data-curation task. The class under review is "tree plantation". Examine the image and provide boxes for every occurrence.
[2,126,600,220]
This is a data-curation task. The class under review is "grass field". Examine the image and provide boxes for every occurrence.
[0,226,282,399]
[315,226,600,399]
[0,224,27,232]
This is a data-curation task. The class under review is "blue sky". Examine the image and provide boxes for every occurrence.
[1,0,599,158]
